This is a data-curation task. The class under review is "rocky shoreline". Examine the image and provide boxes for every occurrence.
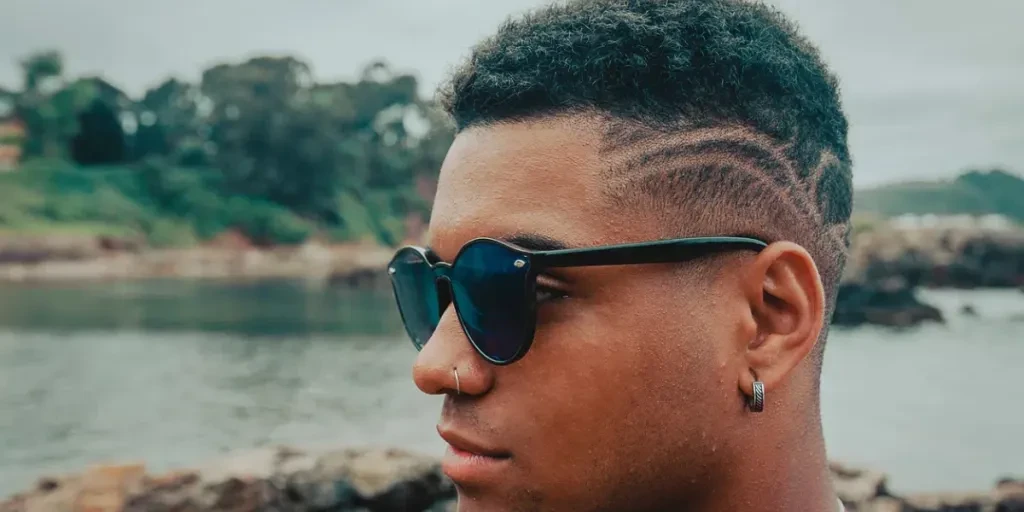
[0,234,392,287]
[830,223,1023,328]
[844,223,1024,290]
[1,446,1020,512]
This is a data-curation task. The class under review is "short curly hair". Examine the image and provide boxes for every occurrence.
[439,0,853,333]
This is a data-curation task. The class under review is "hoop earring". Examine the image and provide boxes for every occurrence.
[747,379,765,413]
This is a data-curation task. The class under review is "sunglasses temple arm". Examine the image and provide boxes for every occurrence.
[532,238,767,268]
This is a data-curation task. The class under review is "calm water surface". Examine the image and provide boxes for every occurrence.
[0,280,1021,497]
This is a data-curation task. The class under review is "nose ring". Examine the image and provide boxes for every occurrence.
[453,367,461,395]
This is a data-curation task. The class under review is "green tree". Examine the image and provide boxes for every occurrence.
[20,50,63,93]
[137,78,204,163]
[71,99,126,165]
[16,50,67,157]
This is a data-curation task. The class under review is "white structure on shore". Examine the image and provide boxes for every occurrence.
[889,213,1017,231]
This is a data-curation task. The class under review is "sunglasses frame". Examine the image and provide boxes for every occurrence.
[387,235,769,365]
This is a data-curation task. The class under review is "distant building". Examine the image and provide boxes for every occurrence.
[0,91,24,172]
[889,213,1016,231]
[0,120,25,172]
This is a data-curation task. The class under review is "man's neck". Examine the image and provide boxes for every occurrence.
[691,415,838,512]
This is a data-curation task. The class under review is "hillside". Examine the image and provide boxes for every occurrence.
[854,169,1024,222]
[0,52,454,249]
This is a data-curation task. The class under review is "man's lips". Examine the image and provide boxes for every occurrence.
[437,425,512,484]
[436,425,512,459]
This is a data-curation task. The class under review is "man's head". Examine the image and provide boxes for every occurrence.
[411,0,851,510]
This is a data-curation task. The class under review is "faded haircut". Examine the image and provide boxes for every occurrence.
[438,0,853,352]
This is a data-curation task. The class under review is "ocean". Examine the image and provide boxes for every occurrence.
[0,280,1021,497]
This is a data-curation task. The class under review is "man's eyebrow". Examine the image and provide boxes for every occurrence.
[503,232,571,252]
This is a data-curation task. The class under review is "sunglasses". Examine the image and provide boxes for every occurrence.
[386,235,768,365]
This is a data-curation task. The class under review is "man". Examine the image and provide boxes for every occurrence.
[388,0,852,510]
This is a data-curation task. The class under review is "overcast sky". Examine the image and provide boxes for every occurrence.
[2,0,1022,187]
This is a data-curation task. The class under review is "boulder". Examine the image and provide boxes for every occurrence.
[960,304,979,316]
[829,461,891,506]
[832,280,944,328]
[122,472,200,512]
[901,491,996,511]
[274,448,454,512]
[996,478,1024,512]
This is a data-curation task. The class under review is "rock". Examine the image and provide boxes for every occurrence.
[276,473,360,510]
[830,461,891,506]
[277,448,454,512]
[203,478,270,512]
[97,236,142,253]
[328,267,387,288]
[203,230,256,251]
[902,491,997,511]
[74,464,147,512]
[425,500,458,512]
[960,304,978,316]
[35,479,60,493]
[145,471,200,489]
[195,447,283,483]
[866,496,905,512]
[832,280,944,328]
[275,448,318,477]
[122,471,201,511]
[995,478,1024,512]
[996,477,1024,492]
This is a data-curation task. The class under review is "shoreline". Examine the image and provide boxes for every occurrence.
[1,223,1022,285]
[1,223,1022,330]
[1,446,1020,511]
[0,238,393,287]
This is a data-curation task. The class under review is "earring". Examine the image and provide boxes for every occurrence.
[747,379,765,413]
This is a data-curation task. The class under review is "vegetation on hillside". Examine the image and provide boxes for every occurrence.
[2,51,1019,249]
[854,169,1024,222]
[0,51,454,247]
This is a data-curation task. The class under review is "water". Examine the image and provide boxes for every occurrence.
[0,281,1021,497]
[821,289,1024,492]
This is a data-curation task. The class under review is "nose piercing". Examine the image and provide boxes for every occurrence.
[453,367,461,395]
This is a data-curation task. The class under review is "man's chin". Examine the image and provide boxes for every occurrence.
[451,485,542,512]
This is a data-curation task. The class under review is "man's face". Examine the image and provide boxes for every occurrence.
[414,117,751,512]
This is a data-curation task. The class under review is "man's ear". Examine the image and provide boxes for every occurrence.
[736,241,825,397]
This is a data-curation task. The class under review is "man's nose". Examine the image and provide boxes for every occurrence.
[411,305,494,397]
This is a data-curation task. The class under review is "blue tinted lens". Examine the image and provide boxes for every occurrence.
[389,249,440,350]
[451,241,533,363]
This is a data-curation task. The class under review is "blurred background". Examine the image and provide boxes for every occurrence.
[0,0,1022,506]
